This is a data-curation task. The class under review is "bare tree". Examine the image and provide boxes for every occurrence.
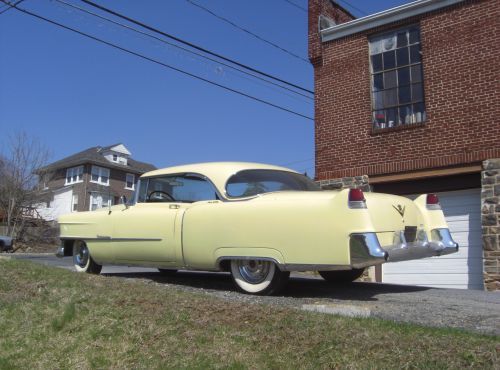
[0,132,52,240]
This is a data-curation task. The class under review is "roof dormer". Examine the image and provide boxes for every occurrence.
[101,143,131,166]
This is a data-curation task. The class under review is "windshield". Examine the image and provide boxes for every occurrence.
[226,169,320,198]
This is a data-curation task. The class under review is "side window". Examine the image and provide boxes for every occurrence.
[139,175,218,203]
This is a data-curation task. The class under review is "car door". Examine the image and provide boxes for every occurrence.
[110,173,219,264]
[111,202,179,263]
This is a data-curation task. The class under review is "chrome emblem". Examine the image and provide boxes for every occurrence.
[393,204,405,217]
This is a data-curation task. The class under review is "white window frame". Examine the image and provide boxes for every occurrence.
[71,194,78,212]
[125,173,135,190]
[90,165,110,186]
[65,166,83,185]
[89,193,112,211]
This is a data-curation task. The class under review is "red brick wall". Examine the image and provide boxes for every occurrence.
[308,0,354,65]
[311,0,500,180]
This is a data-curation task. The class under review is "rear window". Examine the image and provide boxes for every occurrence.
[226,169,319,198]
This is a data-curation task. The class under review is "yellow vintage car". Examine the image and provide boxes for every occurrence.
[57,162,458,295]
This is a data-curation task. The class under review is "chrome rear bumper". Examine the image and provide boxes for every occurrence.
[350,228,459,268]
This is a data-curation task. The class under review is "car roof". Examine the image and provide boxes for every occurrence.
[141,162,297,196]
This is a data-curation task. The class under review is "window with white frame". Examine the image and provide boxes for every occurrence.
[125,173,135,190]
[90,166,110,185]
[65,166,83,185]
[90,193,112,211]
[369,26,426,130]
[112,154,118,162]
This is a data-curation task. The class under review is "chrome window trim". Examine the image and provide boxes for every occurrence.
[137,172,225,203]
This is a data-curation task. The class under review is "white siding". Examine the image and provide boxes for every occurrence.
[382,189,483,290]
[37,188,73,221]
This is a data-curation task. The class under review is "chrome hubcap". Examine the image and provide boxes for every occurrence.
[75,242,89,268]
[237,260,271,284]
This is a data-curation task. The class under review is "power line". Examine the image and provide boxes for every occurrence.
[53,0,313,101]
[2,1,314,121]
[0,0,25,15]
[79,0,313,95]
[184,0,308,63]
[283,0,307,13]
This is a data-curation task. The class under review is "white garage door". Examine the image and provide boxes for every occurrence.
[382,188,483,290]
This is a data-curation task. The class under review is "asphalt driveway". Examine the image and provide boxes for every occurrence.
[11,253,500,336]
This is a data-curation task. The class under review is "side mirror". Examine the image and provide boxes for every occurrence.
[120,195,129,209]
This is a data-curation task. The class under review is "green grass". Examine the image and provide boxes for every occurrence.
[0,258,498,369]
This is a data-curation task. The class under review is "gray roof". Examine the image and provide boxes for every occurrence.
[39,145,156,174]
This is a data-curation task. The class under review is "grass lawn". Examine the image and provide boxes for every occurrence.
[0,258,498,369]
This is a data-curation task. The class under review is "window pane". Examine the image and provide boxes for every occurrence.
[382,35,396,51]
[373,91,384,110]
[397,31,408,47]
[383,50,396,69]
[409,28,420,44]
[371,54,383,72]
[373,73,384,91]
[399,85,411,104]
[396,47,409,66]
[383,88,398,107]
[412,83,424,102]
[411,64,422,83]
[410,44,421,63]
[384,70,397,89]
[386,108,397,127]
[399,105,412,125]
[397,67,410,86]
[369,37,383,55]
[373,110,386,128]
[92,174,99,182]
[413,102,426,123]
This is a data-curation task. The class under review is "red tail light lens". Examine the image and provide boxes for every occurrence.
[426,193,441,210]
[349,188,365,202]
[427,193,439,205]
[348,188,366,208]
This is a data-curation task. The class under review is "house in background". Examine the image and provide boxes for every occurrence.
[37,144,156,220]
[309,0,499,290]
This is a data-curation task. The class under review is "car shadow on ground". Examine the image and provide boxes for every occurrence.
[102,270,430,301]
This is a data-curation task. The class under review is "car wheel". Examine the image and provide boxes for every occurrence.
[230,259,289,295]
[158,268,178,275]
[73,240,102,274]
[318,268,365,283]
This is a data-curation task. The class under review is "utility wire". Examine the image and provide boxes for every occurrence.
[79,0,314,95]
[2,1,314,121]
[0,0,24,15]
[184,0,308,63]
[283,0,307,13]
[54,0,313,100]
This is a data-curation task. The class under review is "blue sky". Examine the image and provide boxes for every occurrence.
[0,0,414,176]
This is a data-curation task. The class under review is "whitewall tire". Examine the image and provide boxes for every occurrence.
[72,240,102,274]
[230,259,289,295]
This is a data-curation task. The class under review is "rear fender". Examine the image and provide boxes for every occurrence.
[413,195,448,238]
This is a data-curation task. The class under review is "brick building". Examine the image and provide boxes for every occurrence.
[309,0,499,290]
[37,144,156,220]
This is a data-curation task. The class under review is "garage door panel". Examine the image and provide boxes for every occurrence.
[383,273,483,287]
[383,258,483,274]
[383,188,482,290]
